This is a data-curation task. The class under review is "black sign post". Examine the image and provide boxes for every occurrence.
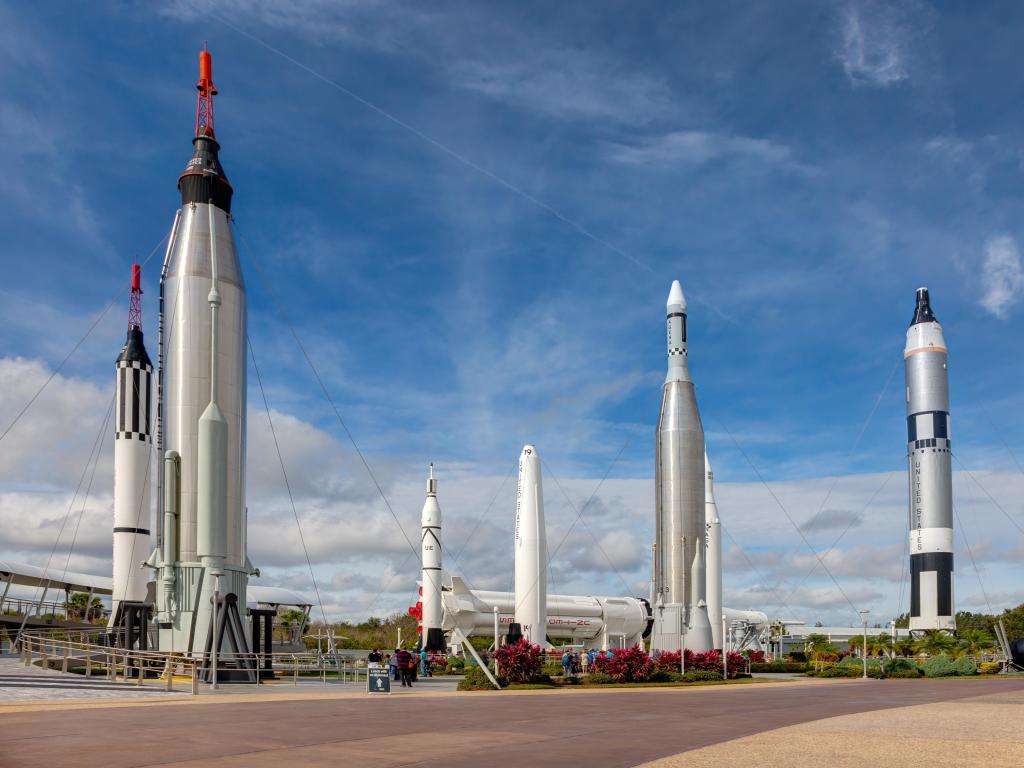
[367,666,391,694]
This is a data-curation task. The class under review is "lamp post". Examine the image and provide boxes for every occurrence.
[859,609,870,679]
[493,606,500,678]
[722,616,728,680]
[890,619,896,659]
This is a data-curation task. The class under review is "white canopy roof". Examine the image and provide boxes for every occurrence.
[0,560,113,595]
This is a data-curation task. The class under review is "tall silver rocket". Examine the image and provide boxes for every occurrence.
[651,280,713,652]
[904,287,955,632]
[110,264,153,624]
[514,444,548,647]
[152,49,255,656]
[420,465,445,651]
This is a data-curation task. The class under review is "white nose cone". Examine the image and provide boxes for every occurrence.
[667,279,686,310]
[514,444,548,647]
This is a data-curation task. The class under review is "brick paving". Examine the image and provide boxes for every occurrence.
[1,676,1022,767]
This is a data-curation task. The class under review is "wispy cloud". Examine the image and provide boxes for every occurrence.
[835,0,918,87]
[605,131,799,169]
[979,235,1024,319]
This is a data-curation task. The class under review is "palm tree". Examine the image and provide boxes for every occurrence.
[913,630,956,656]
[957,629,996,657]
[893,638,915,657]
[64,592,103,623]
[805,633,839,671]
[870,633,893,656]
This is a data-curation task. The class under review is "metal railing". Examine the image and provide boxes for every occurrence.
[15,631,375,695]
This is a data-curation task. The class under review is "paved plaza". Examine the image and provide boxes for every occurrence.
[1,668,1022,767]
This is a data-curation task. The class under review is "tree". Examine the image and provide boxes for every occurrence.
[278,609,308,644]
[998,603,1024,641]
[913,630,957,656]
[957,629,996,657]
[805,634,839,671]
[955,611,996,635]
[65,592,102,623]
[893,638,915,657]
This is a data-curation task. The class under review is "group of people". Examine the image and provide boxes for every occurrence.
[560,648,598,676]
[367,648,444,687]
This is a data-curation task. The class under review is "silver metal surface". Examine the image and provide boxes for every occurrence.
[161,202,247,567]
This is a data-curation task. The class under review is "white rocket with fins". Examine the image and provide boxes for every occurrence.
[705,452,723,649]
[420,465,445,651]
[111,264,153,625]
[514,444,548,646]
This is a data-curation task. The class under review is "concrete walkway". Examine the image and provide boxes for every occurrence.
[1,676,1022,767]
[639,685,1024,768]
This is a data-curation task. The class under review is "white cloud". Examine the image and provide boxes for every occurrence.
[4,356,1024,625]
[979,235,1024,319]
[835,1,915,87]
[606,131,797,168]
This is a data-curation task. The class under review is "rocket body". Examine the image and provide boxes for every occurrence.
[705,452,723,649]
[420,467,445,651]
[111,325,153,619]
[514,444,548,646]
[904,288,955,632]
[651,280,713,653]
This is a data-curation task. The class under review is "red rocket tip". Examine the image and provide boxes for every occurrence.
[131,263,142,293]
[195,47,218,137]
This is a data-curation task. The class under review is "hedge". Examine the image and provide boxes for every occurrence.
[750,661,810,673]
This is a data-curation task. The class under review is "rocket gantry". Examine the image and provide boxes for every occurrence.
[904,287,955,632]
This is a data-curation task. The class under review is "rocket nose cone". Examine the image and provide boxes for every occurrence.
[520,444,538,459]
[667,280,686,310]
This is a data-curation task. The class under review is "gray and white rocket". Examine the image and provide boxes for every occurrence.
[151,49,256,659]
[651,280,713,653]
[514,444,548,646]
[904,287,955,632]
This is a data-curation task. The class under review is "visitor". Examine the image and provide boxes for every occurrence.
[389,650,400,681]
[588,649,596,667]
[561,649,572,677]
[580,649,590,674]
[396,647,414,687]
[368,648,382,667]
[420,648,429,677]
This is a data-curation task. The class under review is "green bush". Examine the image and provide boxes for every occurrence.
[923,655,957,678]
[884,658,922,677]
[786,652,807,663]
[457,666,500,691]
[586,672,614,684]
[542,662,565,677]
[839,656,881,672]
[889,668,923,678]
[443,662,466,675]
[953,656,978,676]
[812,665,863,678]
[682,670,722,682]
[979,661,1000,675]
[749,661,810,673]
[648,670,673,683]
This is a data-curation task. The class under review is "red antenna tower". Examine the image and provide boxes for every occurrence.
[128,263,143,330]
[195,44,217,138]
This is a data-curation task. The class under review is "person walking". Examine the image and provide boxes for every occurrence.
[396,647,414,687]
[368,648,382,667]
[420,648,429,677]
[561,649,572,677]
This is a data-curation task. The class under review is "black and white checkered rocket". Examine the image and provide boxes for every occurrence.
[904,287,955,632]
[112,302,153,616]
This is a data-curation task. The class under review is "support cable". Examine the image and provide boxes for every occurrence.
[715,418,862,620]
[952,452,1024,537]
[0,232,169,447]
[249,337,334,642]
[212,15,653,275]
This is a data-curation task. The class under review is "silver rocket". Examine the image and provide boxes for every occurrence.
[111,264,153,625]
[651,280,713,652]
[904,287,955,632]
[514,444,548,647]
[420,465,445,651]
[153,50,255,655]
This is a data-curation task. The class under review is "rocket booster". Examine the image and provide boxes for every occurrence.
[514,444,548,646]
[420,465,445,651]
[652,280,713,652]
[111,264,153,622]
[904,288,955,632]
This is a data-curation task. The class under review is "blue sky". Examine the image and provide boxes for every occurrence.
[0,0,1022,626]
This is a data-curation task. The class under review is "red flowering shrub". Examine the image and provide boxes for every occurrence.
[592,646,655,682]
[494,639,543,684]
[654,649,747,678]
[747,650,765,663]
[655,650,682,673]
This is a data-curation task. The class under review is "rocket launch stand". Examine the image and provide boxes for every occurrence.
[199,593,257,684]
